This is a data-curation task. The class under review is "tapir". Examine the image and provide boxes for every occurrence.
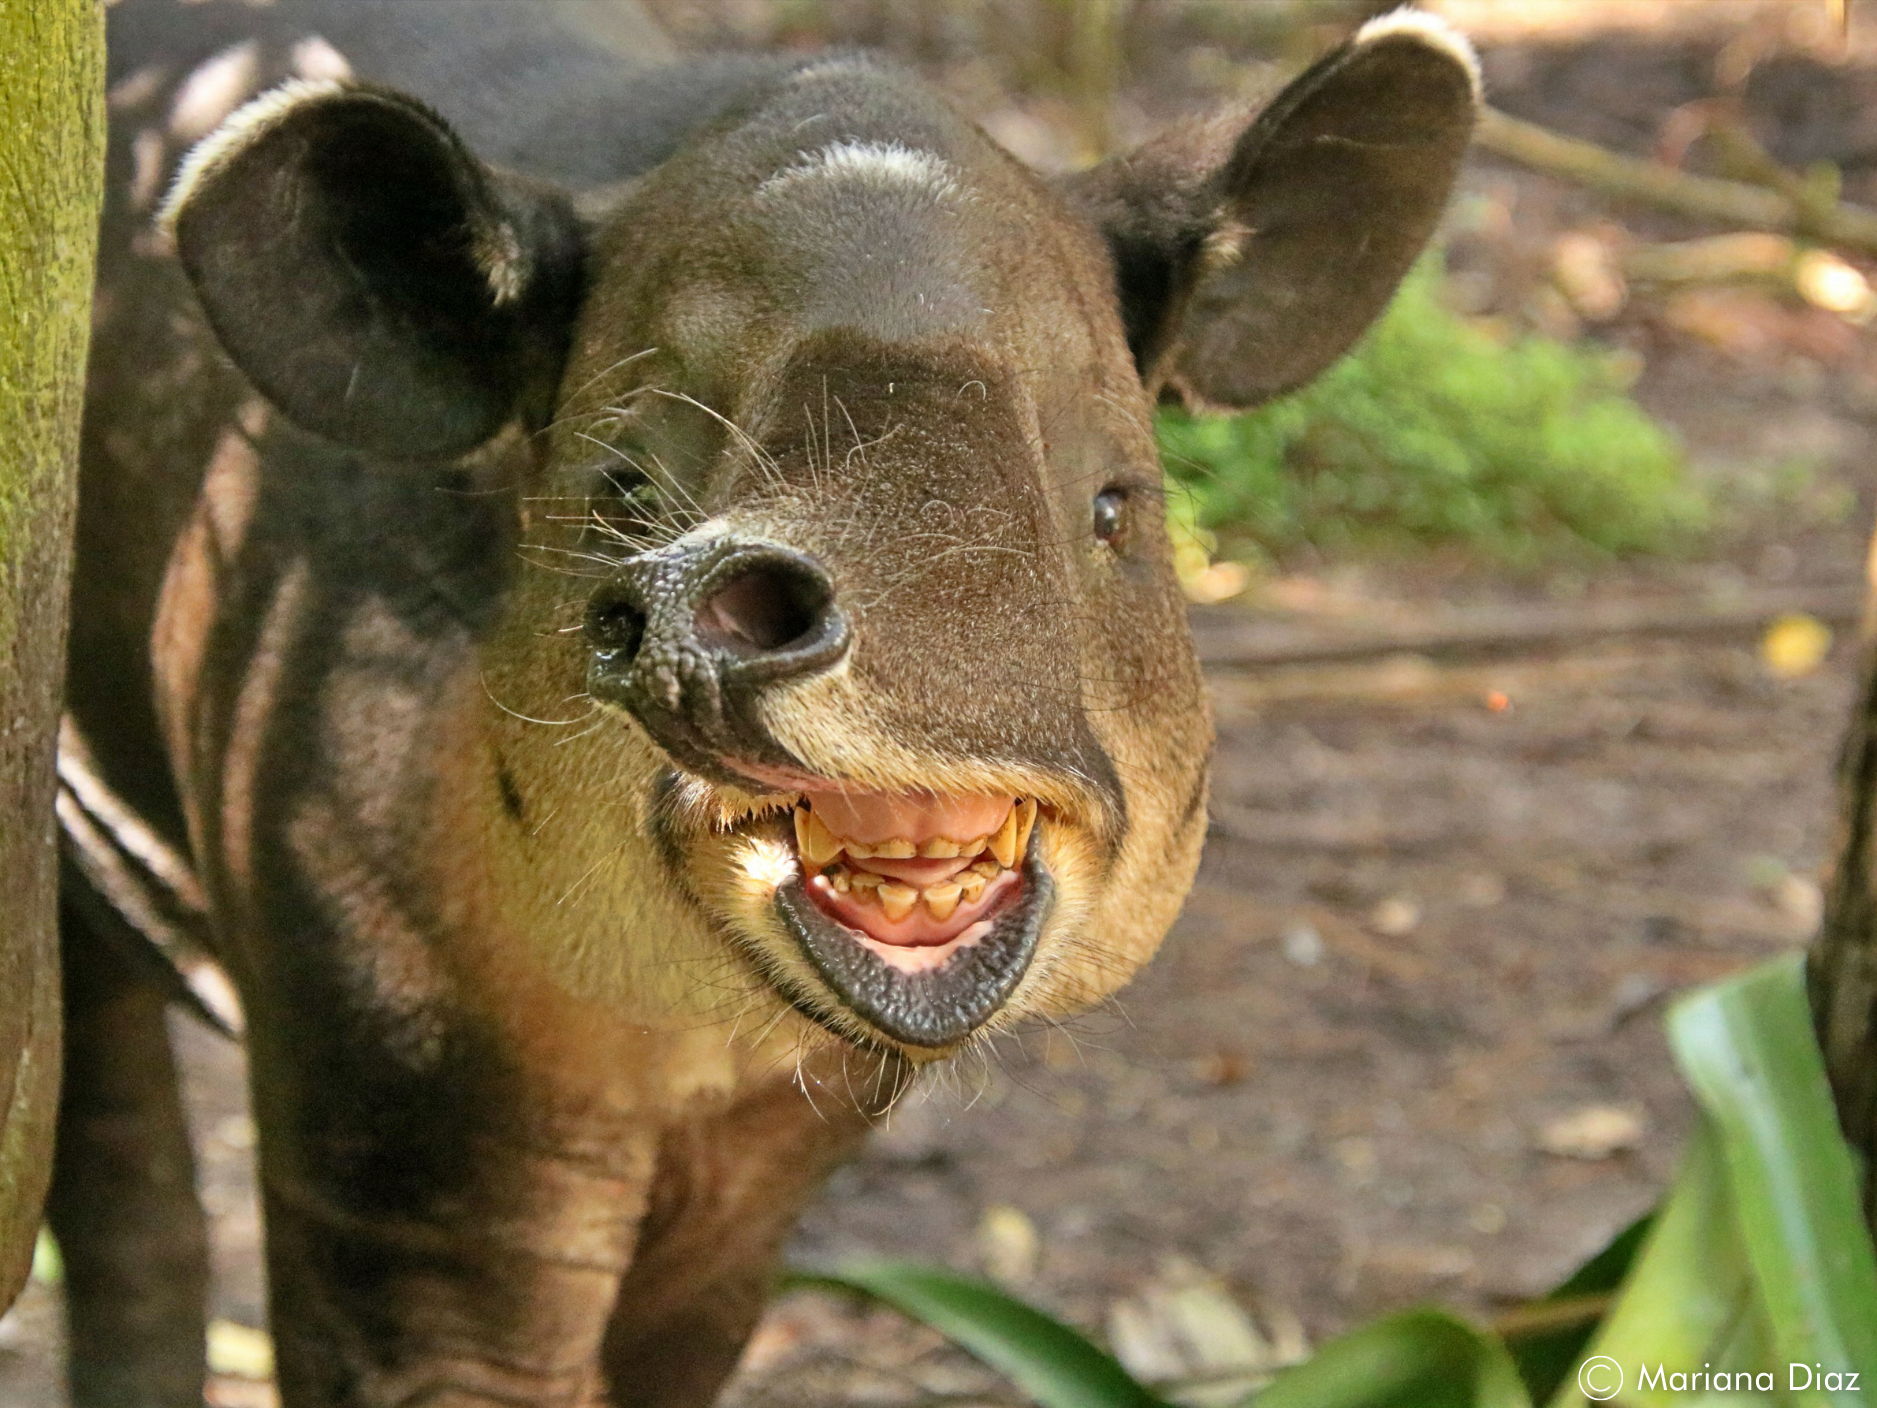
[54,2,1479,1403]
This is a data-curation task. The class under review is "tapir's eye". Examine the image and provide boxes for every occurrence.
[587,468,660,544]
[1092,488,1128,547]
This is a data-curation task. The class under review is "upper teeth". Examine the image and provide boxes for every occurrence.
[792,798,1039,920]
[792,801,1036,868]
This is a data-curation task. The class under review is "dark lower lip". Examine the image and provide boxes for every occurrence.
[771,826,1052,1048]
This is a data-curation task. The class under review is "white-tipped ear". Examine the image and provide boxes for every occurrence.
[158,78,347,234]
[1060,4,1479,409]
[1353,7,1483,102]
[163,81,586,458]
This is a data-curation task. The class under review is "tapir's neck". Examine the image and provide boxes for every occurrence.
[151,411,813,1112]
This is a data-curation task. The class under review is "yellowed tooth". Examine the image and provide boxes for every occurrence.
[923,881,962,921]
[920,836,962,858]
[877,882,917,922]
[959,872,987,902]
[1013,798,1038,862]
[795,808,845,868]
[969,859,1002,879]
[848,871,883,892]
[832,871,851,894]
[842,837,874,860]
[988,806,1019,869]
[872,837,917,859]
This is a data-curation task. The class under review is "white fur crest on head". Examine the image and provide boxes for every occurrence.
[1353,6,1482,101]
[759,139,962,201]
[157,78,346,233]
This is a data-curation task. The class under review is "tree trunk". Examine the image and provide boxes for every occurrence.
[1810,607,1877,1224]
[0,0,105,1312]
[1801,574,1877,1224]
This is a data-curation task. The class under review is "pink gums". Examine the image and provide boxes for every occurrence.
[807,867,1021,953]
[802,790,1013,846]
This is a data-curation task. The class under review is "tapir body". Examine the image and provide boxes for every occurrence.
[58,3,1479,1404]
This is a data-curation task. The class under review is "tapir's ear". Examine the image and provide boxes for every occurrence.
[162,81,585,459]
[1063,9,1479,409]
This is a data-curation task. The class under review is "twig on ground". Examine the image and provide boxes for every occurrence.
[1192,582,1863,670]
[1476,107,1877,258]
[1488,1293,1615,1342]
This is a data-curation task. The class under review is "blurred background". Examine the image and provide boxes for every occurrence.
[10,1,1877,1404]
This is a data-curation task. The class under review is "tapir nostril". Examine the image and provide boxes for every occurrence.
[584,585,648,662]
[584,544,847,755]
[697,557,833,657]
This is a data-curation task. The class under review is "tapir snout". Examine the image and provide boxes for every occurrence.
[584,538,850,777]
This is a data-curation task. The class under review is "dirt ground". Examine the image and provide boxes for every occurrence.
[3,584,1856,1407]
[8,3,1877,1405]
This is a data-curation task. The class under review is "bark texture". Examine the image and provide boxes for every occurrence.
[1811,610,1877,1225]
[0,0,104,1312]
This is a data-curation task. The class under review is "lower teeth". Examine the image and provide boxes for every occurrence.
[820,860,1000,918]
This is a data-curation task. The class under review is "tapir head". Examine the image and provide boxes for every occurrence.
[164,14,1477,1057]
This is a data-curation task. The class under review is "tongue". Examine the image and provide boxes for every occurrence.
[803,789,1013,846]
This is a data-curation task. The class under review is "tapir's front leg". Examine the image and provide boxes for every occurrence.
[241,1011,652,1408]
[48,907,209,1408]
[601,1054,907,1407]
[247,1013,895,1407]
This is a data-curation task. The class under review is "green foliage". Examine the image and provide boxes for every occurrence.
[1577,954,1877,1408]
[788,957,1877,1408]
[1500,1214,1652,1402]
[786,1262,1172,1408]
[1155,260,1709,567]
[1251,1309,1528,1408]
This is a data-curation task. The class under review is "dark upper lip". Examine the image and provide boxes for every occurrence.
[770,823,1052,1048]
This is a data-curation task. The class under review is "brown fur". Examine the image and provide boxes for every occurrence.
[63,8,1476,1402]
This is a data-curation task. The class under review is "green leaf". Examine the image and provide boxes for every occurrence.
[784,1260,1174,1408]
[1547,1215,1656,1302]
[1503,1214,1654,1402]
[1668,954,1877,1404]
[1557,955,1877,1407]
[1550,1121,1762,1408]
[1247,1307,1531,1408]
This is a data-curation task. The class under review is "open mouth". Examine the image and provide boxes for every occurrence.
[770,791,1053,1049]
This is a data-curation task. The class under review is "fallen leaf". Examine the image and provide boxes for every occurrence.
[1184,560,1251,605]
[975,1204,1039,1286]
[1370,895,1422,937]
[1795,249,1875,321]
[1190,1049,1248,1087]
[207,1319,275,1381]
[1281,920,1324,967]
[1760,611,1832,678]
[1536,1104,1647,1160]
[1106,1256,1296,1389]
[1553,230,1627,320]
